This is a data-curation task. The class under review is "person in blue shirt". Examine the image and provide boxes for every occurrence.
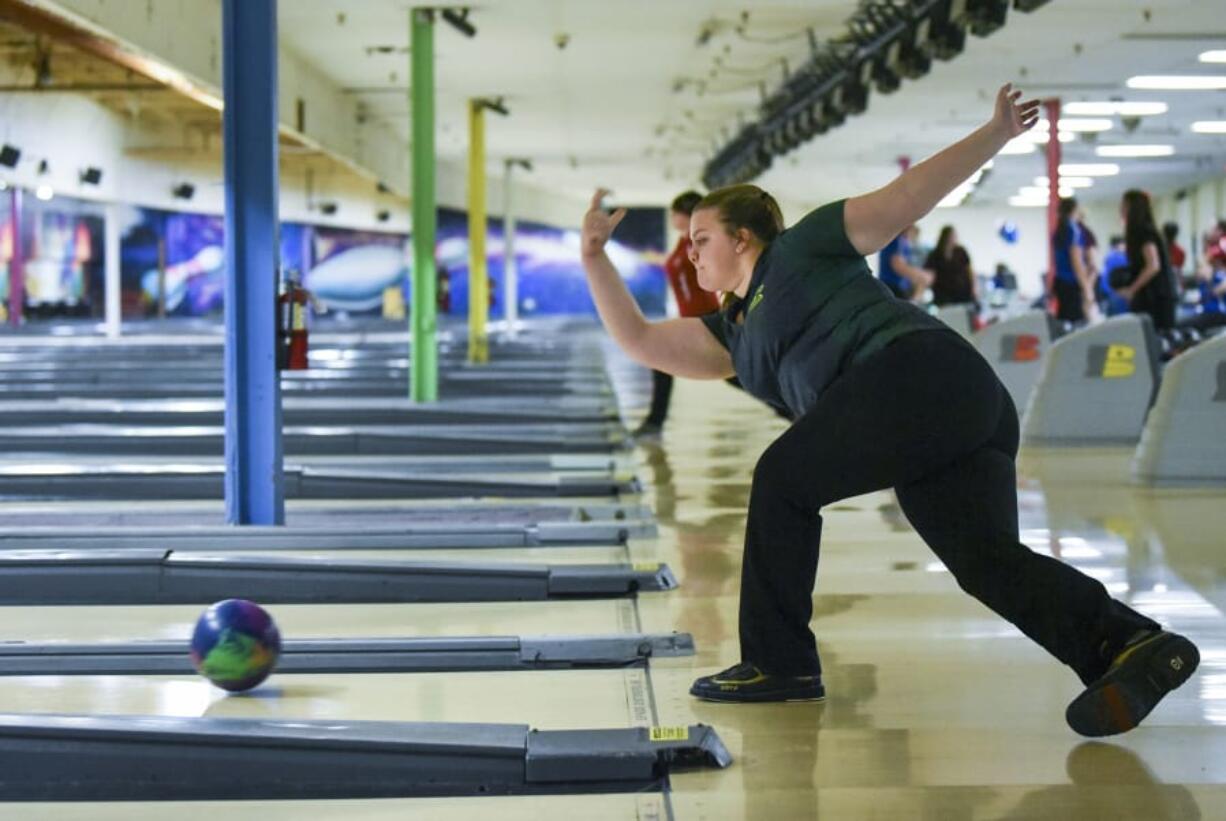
[1198,269,1226,314]
[1051,198,1090,322]
[877,224,933,301]
[579,83,1195,736]
[1099,235,1131,316]
[1181,224,1226,333]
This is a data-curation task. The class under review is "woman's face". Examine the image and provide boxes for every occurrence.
[689,208,744,292]
[947,228,959,246]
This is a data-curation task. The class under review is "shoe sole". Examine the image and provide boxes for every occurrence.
[691,695,827,704]
[689,688,826,704]
[1066,633,1199,737]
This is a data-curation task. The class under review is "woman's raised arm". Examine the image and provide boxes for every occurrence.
[580,189,734,379]
[844,84,1040,256]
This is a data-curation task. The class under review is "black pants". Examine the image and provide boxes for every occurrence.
[1130,289,1176,332]
[644,369,674,427]
[739,330,1157,685]
[1054,278,1085,322]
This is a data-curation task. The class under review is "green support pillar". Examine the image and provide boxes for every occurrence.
[410,8,438,401]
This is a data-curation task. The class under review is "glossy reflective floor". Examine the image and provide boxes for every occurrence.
[10,359,1226,819]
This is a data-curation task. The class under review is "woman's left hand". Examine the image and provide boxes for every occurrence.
[991,83,1041,140]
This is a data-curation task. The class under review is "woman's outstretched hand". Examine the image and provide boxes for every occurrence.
[991,83,1041,140]
[581,188,627,259]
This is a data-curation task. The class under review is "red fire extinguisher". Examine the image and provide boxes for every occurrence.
[279,270,311,371]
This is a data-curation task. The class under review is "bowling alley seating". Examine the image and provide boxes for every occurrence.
[1133,332,1226,485]
[973,310,1059,414]
[1022,314,1162,446]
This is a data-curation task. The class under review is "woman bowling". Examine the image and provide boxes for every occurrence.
[577,84,1197,737]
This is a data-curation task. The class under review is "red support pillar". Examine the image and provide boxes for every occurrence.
[7,187,23,327]
[1044,98,1061,316]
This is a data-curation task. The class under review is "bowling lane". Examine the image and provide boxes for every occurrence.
[187,546,628,563]
[0,598,641,642]
[0,596,657,762]
[0,666,648,727]
[21,794,664,820]
[0,593,659,725]
[0,495,650,527]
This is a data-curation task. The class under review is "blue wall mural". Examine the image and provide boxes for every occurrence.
[1,193,103,318]
[440,206,667,320]
[6,192,668,320]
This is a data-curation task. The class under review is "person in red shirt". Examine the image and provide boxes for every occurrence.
[1162,223,1187,295]
[1207,221,1226,272]
[1162,223,1186,271]
[633,191,720,437]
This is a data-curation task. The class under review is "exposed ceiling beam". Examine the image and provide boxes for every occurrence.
[0,0,195,97]
[0,81,163,91]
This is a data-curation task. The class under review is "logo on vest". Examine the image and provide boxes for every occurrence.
[1215,361,1226,402]
[747,286,765,315]
[1000,334,1041,362]
[1086,344,1137,379]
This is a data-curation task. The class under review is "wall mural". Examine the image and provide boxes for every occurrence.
[293,223,408,314]
[121,207,224,317]
[439,206,667,319]
[4,191,667,321]
[2,193,103,318]
[0,195,10,317]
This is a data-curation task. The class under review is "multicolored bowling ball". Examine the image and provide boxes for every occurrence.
[189,599,282,692]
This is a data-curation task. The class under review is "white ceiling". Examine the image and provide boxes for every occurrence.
[277,0,1226,210]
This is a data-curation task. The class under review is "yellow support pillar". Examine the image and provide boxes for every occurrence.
[467,98,489,365]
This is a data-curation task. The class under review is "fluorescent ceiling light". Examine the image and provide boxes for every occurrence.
[1200,50,1226,63]
[1008,196,1048,207]
[1192,121,1226,134]
[1035,176,1094,188]
[1036,118,1113,132]
[1095,144,1174,157]
[1059,163,1120,176]
[1127,75,1226,90]
[1063,101,1167,116]
[35,184,53,201]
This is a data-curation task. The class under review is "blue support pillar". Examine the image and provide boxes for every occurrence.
[222,0,284,524]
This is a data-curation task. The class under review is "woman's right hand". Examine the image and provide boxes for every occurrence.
[581,188,627,259]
